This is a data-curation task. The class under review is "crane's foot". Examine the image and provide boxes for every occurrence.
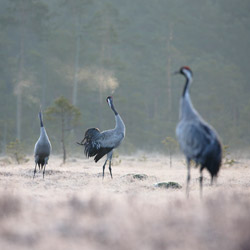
[199,176,203,199]
[186,173,190,198]
[43,164,47,179]
[109,171,113,179]
[33,164,37,179]
[109,167,113,179]
[108,160,113,179]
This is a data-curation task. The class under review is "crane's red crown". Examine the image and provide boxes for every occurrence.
[180,66,193,76]
[182,66,191,71]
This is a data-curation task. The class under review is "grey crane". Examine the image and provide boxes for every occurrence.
[174,66,222,197]
[77,96,125,179]
[34,109,52,179]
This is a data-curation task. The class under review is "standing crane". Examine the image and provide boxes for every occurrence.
[174,66,222,197]
[34,109,52,179]
[77,96,125,179]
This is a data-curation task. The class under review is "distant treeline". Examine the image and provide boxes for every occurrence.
[0,0,250,155]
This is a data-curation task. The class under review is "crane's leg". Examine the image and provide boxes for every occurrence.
[211,176,214,186]
[186,158,191,198]
[199,167,204,199]
[108,152,113,179]
[211,174,219,186]
[109,160,113,179]
[43,157,49,179]
[33,163,37,179]
[102,159,108,179]
[43,164,46,179]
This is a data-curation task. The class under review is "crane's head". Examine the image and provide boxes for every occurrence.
[174,66,193,80]
[106,96,113,107]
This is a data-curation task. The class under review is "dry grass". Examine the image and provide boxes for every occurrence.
[0,154,249,250]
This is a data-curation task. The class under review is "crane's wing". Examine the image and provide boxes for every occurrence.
[94,130,125,162]
[78,128,114,162]
[177,120,217,162]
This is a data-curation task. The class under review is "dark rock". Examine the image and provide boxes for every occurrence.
[121,173,148,181]
[154,182,182,189]
[132,174,148,180]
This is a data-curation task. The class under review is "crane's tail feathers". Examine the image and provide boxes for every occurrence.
[84,128,101,140]
[79,128,101,158]
[78,128,114,162]
[200,139,222,178]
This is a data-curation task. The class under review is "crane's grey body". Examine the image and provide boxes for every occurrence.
[92,115,125,149]
[175,66,222,197]
[78,96,125,178]
[34,110,51,178]
[176,93,220,165]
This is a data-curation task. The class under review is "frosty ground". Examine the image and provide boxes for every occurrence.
[0,154,249,250]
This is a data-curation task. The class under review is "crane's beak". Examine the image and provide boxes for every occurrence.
[172,70,180,75]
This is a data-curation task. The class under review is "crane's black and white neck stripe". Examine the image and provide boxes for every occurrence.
[107,96,118,115]
[176,66,199,121]
[39,110,44,127]
[106,96,125,133]
[180,66,193,97]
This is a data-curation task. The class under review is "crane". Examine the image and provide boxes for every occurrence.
[34,109,52,179]
[77,96,125,178]
[174,66,222,197]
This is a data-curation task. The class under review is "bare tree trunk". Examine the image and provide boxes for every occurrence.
[166,23,173,115]
[16,3,26,141]
[61,114,66,164]
[16,85,22,141]
[62,139,66,164]
[42,63,47,108]
[1,122,7,155]
[72,15,81,106]
[42,39,48,108]
[98,84,103,128]
[167,57,172,113]
[16,33,24,141]
[169,148,172,168]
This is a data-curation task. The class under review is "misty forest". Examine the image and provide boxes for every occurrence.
[0,0,250,157]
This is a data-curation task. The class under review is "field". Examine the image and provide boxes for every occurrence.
[0,154,249,250]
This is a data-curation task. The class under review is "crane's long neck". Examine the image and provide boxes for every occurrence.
[39,111,49,140]
[182,76,191,97]
[109,100,125,133]
[115,114,125,133]
[180,75,198,120]
[112,104,125,133]
[110,102,118,116]
[39,111,44,127]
